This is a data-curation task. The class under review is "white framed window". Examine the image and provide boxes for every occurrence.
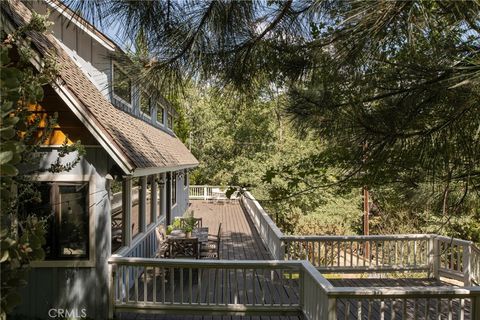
[156,103,165,125]
[167,111,174,130]
[112,63,132,105]
[24,175,96,267]
[140,92,151,118]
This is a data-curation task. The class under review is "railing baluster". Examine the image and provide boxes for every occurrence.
[380,299,385,320]
[134,267,139,303]
[143,266,147,304]
[152,266,156,303]
[180,267,184,304]
[170,267,174,304]
[448,298,453,320]
[189,268,193,304]
[161,267,165,304]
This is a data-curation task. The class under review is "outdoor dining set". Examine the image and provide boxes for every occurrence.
[155,214,221,260]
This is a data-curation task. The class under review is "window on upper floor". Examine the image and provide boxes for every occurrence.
[183,169,188,188]
[19,182,90,260]
[113,64,132,104]
[156,103,165,125]
[140,92,151,117]
[167,111,174,130]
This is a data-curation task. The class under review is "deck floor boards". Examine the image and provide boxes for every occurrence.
[117,200,472,320]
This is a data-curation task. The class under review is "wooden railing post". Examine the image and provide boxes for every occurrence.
[327,298,337,320]
[108,263,116,319]
[473,294,480,320]
[463,244,472,286]
[122,177,132,246]
[204,186,207,200]
[429,236,440,280]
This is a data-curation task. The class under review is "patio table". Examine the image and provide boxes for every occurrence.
[166,227,209,258]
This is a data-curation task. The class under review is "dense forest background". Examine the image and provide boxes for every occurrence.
[173,84,480,243]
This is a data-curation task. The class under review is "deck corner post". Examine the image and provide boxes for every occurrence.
[472,294,480,320]
[108,263,116,320]
[463,244,472,286]
[429,236,440,280]
[327,297,337,320]
[299,265,305,311]
[122,177,132,246]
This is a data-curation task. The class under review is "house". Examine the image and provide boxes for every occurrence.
[2,0,198,318]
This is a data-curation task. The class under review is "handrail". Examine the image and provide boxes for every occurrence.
[239,190,480,286]
[189,185,239,200]
[108,256,480,319]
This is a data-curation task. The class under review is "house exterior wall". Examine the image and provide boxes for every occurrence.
[15,148,115,319]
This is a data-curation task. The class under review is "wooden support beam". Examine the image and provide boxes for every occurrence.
[139,176,147,232]
[151,175,158,224]
[122,177,132,246]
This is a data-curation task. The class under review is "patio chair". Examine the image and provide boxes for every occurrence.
[167,238,199,259]
[200,223,221,259]
[178,217,203,229]
[155,226,169,258]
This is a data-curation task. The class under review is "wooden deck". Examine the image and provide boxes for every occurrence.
[115,200,473,320]
[116,200,303,320]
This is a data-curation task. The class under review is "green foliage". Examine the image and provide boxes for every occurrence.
[68,0,480,241]
[0,14,85,317]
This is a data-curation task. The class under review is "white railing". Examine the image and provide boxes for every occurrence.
[108,257,480,319]
[284,234,431,273]
[109,257,302,317]
[241,191,285,259]
[189,185,238,200]
[240,191,480,286]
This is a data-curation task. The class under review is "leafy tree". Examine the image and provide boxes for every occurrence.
[66,1,480,239]
[0,12,84,316]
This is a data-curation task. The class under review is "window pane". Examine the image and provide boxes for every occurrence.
[113,64,131,103]
[167,112,173,129]
[157,104,164,124]
[140,93,151,116]
[184,169,188,187]
[58,184,89,258]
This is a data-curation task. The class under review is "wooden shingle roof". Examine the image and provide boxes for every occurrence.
[3,0,199,174]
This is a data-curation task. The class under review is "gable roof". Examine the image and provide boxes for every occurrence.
[3,0,199,176]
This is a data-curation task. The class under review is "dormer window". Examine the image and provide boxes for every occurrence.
[140,92,151,117]
[113,63,131,105]
[156,103,165,125]
[167,111,174,130]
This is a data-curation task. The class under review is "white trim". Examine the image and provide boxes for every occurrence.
[132,164,198,177]
[45,0,116,52]
[30,174,97,268]
[51,79,134,174]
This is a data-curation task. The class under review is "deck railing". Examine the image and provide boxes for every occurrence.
[240,190,480,286]
[189,185,237,200]
[106,186,480,319]
[109,257,303,316]
[108,256,480,319]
